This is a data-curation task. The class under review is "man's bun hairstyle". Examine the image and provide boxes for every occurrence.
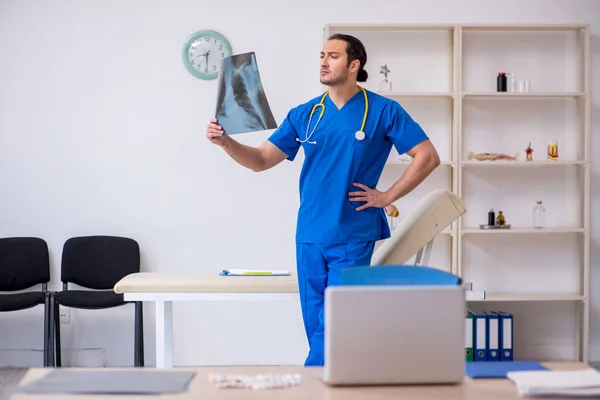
[357,69,369,82]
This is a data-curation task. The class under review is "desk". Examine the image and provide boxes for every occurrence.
[113,273,299,368]
[11,362,591,399]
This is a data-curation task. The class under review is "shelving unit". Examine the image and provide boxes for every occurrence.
[323,23,590,363]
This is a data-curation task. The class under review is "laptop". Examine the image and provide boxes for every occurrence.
[321,284,466,386]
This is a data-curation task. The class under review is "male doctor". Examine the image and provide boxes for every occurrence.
[205,33,440,367]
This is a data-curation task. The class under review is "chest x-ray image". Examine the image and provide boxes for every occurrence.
[214,52,278,135]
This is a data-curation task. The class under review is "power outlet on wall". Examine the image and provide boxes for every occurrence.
[59,307,70,324]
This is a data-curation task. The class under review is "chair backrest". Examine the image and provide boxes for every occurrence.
[341,265,461,286]
[372,189,466,265]
[61,235,140,290]
[0,237,50,292]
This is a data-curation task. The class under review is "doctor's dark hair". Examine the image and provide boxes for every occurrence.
[327,33,368,82]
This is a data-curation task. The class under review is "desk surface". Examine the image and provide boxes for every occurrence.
[11,362,591,400]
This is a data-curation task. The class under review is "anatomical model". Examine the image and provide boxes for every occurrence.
[525,142,534,161]
[467,151,518,161]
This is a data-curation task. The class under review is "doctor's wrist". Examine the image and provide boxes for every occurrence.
[383,191,395,207]
[218,135,233,148]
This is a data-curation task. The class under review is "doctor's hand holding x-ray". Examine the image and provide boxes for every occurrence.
[205,33,440,367]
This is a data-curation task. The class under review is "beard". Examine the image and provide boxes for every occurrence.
[320,69,349,86]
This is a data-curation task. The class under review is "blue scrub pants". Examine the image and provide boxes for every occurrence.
[295,241,375,367]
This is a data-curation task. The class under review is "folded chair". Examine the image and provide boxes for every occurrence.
[372,189,467,266]
[0,237,52,366]
[51,235,144,367]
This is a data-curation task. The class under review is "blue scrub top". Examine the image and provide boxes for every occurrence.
[268,88,429,244]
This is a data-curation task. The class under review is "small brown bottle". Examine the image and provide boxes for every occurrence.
[496,211,506,226]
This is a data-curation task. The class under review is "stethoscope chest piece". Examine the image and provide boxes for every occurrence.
[355,130,366,141]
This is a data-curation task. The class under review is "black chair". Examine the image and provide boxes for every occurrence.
[0,237,52,366]
[51,235,144,367]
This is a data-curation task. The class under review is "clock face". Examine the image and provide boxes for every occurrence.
[182,30,232,80]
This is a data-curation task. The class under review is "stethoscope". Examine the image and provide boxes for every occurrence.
[296,85,369,145]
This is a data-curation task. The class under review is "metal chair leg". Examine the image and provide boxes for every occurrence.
[48,292,55,366]
[134,301,144,366]
[53,296,62,367]
[43,292,50,367]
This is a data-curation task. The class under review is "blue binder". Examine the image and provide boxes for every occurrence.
[473,312,487,361]
[494,311,514,361]
[466,361,547,378]
[486,312,500,361]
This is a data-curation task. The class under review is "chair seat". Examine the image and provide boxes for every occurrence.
[55,290,125,309]
[0,292,46,312]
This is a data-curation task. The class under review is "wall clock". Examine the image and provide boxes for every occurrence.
[182,30,232,80]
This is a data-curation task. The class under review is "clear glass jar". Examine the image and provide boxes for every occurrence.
[533,201,546,228]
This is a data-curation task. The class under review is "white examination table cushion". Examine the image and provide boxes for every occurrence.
[371,189,466,265]
[114,272,298,294]
[114,190,465,295]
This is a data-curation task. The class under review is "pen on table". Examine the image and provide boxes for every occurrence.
[243,271,273,275]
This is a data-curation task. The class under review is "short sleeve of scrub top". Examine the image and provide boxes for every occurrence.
[267,108,302,161]
[384,100,429,156]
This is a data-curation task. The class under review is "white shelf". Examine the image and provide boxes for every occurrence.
[469,293,585,302]
[462,92,585,98]
[461,160,586,167]
[325,23,455,31]
[326,23,588,33]
[460,24,588,32]
[462,227,585,234]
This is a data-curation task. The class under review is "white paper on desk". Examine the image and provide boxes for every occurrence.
[221,269,290,276]
[507,368,600,397]
[12,370,196,395]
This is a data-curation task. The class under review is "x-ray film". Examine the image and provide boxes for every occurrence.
[214,52,278,135]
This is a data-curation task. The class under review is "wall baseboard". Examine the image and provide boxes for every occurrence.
[0,348,105,368]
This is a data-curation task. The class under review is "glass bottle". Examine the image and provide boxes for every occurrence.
[533,201,546,228]
[385,204,399,231]
[496,211,506,226]
[507,73,516,92]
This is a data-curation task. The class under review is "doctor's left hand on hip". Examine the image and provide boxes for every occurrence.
[348,183,392,211]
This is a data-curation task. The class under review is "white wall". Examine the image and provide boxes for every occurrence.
[0,0,599,367]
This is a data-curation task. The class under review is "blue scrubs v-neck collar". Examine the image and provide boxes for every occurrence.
[323,88,364,112]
